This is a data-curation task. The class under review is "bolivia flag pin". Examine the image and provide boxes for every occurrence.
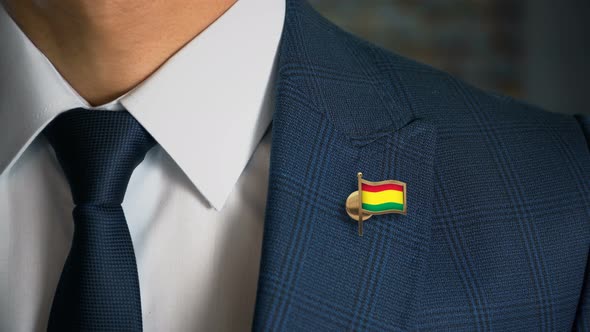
[345,172,407,236]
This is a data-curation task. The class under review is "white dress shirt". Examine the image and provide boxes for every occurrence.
[0,0,285,331]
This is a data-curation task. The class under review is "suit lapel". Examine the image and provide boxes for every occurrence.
[253,1,438,330]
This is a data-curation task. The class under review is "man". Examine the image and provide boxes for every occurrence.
[0,0,588,331]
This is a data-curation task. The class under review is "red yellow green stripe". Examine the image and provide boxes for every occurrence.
[360,180,405,213]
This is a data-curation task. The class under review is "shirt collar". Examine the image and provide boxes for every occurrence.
[0,0,285,210]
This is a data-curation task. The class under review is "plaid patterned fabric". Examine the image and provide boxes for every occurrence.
[252,1,590,330]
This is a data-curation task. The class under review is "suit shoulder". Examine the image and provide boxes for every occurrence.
[292,3,581,139]
[348,29,577,130]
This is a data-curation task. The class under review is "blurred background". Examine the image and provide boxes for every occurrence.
[309,0,590,114]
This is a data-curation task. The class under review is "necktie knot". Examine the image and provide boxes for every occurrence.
[44,108,156,205]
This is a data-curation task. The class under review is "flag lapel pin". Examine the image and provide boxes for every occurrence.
[345,172,407,236]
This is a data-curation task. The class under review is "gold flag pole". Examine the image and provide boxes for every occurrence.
[357,172,363,236]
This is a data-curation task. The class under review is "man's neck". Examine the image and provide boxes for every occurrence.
[4,0,237,106]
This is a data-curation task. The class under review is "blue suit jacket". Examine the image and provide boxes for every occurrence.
[253,1,590,330]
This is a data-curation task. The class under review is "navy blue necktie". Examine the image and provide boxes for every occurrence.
[44,108,155,331]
